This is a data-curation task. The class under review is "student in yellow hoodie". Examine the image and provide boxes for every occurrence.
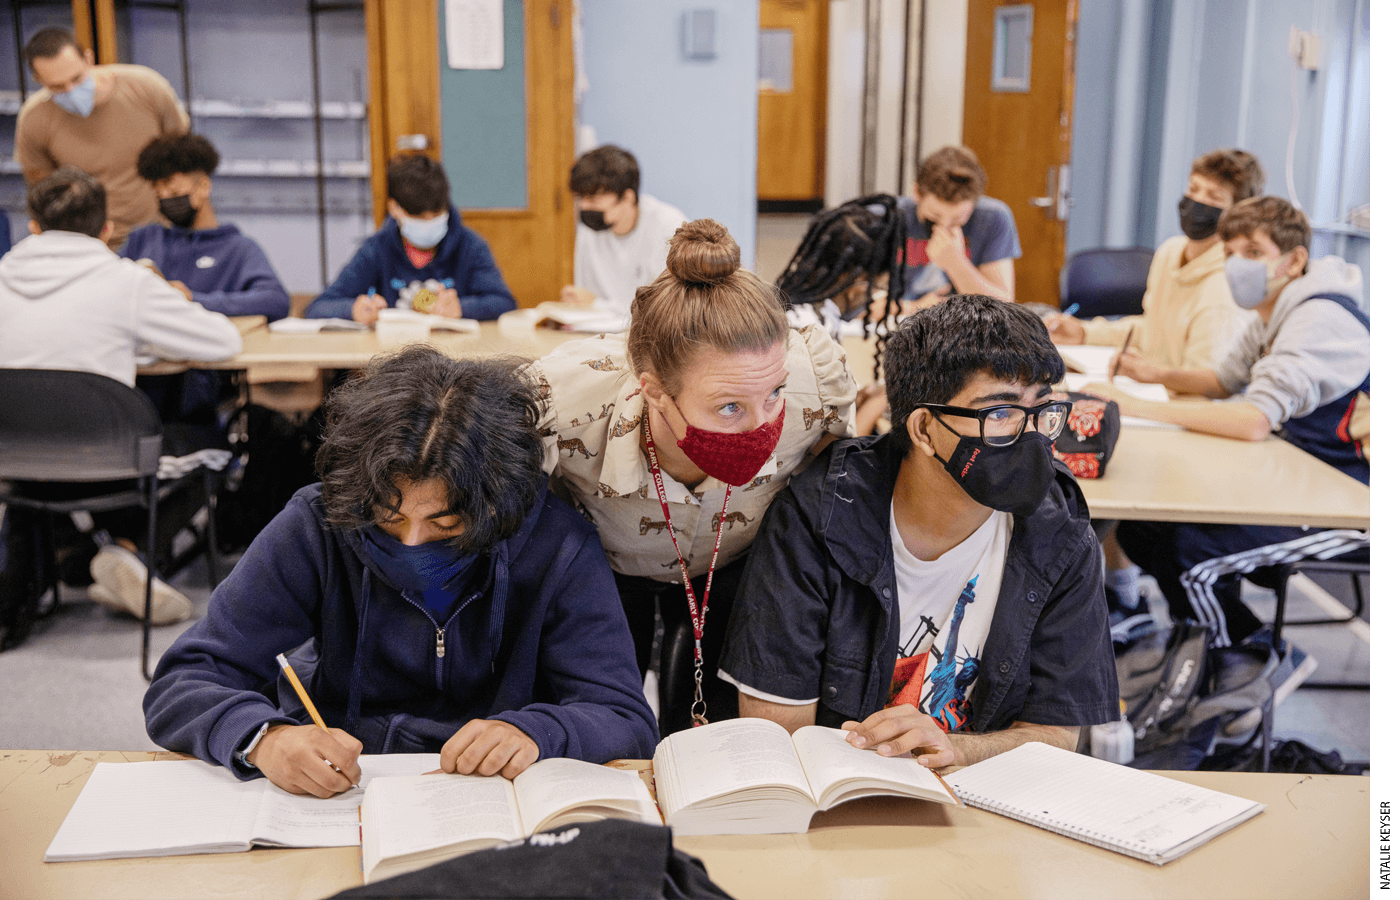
[1046,149,1264,376]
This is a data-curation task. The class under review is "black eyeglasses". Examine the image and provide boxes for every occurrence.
[920,399,1072,447]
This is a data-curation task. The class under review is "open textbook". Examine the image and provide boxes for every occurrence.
[653,719,960,835]
[943,742,1265,865]
[526,301,628,333]
[361,759,659,882]
[44,754,656,882]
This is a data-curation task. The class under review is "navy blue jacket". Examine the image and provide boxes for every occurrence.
[121,223,290,321]
[721,434,1119,733]
[305,208,515,320]
[144,481,658,778]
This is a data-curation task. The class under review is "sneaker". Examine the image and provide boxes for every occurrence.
[88,545,192,625]
[1106,586,1155,643]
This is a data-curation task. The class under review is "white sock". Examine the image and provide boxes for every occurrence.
[1107,566,1141,608]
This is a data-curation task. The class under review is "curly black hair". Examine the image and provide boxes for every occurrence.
[775,193,906,379]
[137,134,221,182]
[315,346,544,553]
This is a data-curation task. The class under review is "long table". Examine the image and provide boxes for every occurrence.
[1,749,1368,900]
[151,321,1368,530]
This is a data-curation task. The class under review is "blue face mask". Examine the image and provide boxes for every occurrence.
[1224,254,1292,311]
[53,75,96,117]
[360,525,479,617]
[398,212,449,250]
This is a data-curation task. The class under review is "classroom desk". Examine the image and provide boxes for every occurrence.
[2,749,1368,900]
[836,333,1369,530]
[146,325,1369,530]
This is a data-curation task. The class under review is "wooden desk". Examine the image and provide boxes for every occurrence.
[2,750,1369,900]
[180,319,587,372]
[837,334,1369,530]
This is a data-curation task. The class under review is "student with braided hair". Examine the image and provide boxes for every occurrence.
[775,194,906,343]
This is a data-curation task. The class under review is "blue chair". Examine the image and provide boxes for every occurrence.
[1060,247,1154,318]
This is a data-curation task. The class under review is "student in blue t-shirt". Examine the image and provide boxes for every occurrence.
[305,154,515,323]
[122,133,290,321]
[898,146,1021,304]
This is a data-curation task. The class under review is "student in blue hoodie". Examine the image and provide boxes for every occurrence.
[121,133,290,321]
[305,154,515,323]
[144,346,657,797]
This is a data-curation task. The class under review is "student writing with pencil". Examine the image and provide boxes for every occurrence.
[143,347,658,797]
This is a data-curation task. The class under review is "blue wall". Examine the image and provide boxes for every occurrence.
[1068,0,1369,300]
[577,0,759,268]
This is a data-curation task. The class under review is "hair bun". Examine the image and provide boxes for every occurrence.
[666,218,741,286]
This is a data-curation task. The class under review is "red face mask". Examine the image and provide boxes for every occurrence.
[672,402,786,486]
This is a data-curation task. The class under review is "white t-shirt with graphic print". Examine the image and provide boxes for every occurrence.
[721,503,1010,719]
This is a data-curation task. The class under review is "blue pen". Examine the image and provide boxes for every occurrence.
[1062,303,1080,317]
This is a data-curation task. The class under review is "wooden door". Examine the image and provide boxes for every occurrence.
[757,0,827,204]
[365,0,573,307]
[962,0,1078,306]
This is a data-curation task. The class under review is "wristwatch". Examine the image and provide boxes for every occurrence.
[236,721,271,770]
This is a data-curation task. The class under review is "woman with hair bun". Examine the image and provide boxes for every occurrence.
[530,218,857,735]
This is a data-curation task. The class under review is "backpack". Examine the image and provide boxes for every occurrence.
[214,403,324,551]
[0,503,52,651]
[1114,623,1276,770]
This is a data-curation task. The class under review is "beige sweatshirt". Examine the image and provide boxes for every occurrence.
[15,64,188,248]
[1080,236,1248,372]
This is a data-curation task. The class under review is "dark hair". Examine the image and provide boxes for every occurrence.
[569,145,640,199]
[24,27,82,70]
[386,153,451,215]
[628,219,787,394]
[315,346,544,553]
[915,146,987,203]
[137,133,221,182]
[28,166,106,237]
[775,193,906,379]
[1191,149,1266,205]
[884,294,1064,449]
[1218,196,1311,255]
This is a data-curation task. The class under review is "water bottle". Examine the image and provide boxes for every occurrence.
[1090,710,1135,765]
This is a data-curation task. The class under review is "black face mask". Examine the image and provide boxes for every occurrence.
[1178,195,1225,241]
[931,418,1057,517]
[160,195,198,229]
[579,209,610,232]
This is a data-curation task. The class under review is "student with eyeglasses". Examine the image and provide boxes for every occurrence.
[719,294,1118,771]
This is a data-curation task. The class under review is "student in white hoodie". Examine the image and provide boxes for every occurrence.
[0,165,242,624]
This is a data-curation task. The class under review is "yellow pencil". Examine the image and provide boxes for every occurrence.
[276,652,329,731]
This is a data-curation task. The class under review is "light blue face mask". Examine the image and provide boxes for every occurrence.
[53,75,96,117]
[1223,254,1291,311]
[398,212,449,250]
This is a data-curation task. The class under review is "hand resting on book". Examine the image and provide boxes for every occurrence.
[248,724,363,797]
[842,705,957,769]
[441,719,540,780]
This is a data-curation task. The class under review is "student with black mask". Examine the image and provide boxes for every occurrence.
[560,145,686,320]
[720,294,1118,771]
[121,133,290,321]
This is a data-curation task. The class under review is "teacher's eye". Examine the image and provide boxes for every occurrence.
[770,383,787,400]
[718,402,741,417]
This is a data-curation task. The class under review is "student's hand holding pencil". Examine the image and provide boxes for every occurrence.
[246,724,364,798]
[1106,347,1163,385]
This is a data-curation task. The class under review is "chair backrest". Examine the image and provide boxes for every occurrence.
[1060,247,1155,318]
[0,369,163,482]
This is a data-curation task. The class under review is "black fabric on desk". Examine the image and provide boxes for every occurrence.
[329,818,733,900]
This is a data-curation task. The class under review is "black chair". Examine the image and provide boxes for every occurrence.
[1060,247,1155,318]
[0,369,221,680]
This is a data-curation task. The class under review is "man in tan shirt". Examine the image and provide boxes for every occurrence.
[15,28,187,249]
[1046,149,1265,376]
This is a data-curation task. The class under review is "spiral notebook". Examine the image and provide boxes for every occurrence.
[943,742,1264,865]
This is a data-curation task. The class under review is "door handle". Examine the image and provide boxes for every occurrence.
[1029,166,1072,220]
[1029,196,1054,208]
[396,134,430,151]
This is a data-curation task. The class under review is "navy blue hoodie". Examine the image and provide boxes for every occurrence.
[305,208,515,320]
[121,222,290,321]
[143,481,658,778]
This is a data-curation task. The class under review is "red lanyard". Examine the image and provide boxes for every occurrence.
[642,413,732,727]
